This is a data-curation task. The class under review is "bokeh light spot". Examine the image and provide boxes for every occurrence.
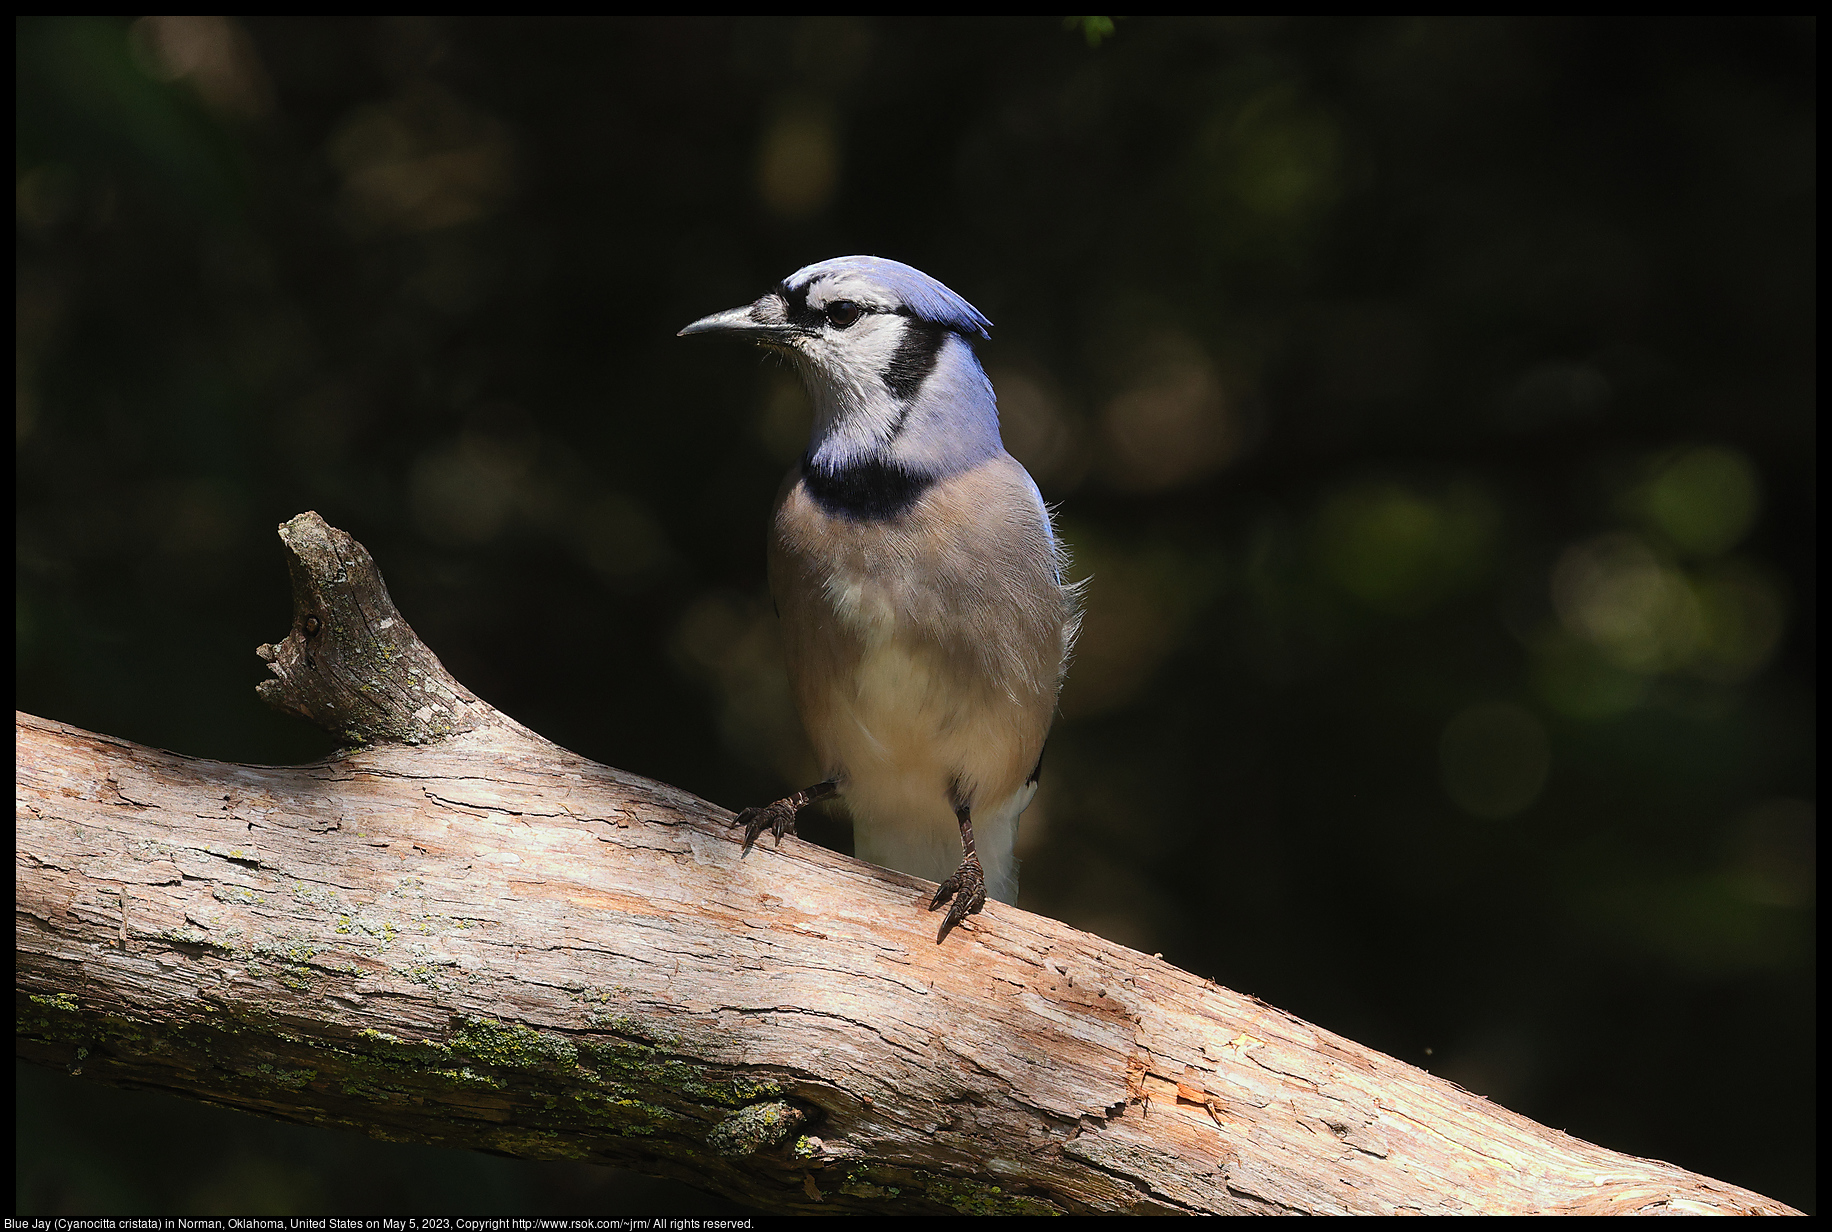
[756,102,839,220]
[1636,446,1761,558]
[1688,558,1787,683]
[1315,481,1497,615]
[326,83,516,236]
[128,16,272,119]
[1203,84,1340,224]
[1099,335,1240,492]
[1550,533,1703,673]
[991,365,1088,492]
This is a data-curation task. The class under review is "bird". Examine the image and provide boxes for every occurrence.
[679,255,1081,943]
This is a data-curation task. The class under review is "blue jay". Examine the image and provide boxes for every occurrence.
[680,256,1080,942]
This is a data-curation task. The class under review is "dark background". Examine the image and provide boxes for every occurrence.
[15,16,1815,1214]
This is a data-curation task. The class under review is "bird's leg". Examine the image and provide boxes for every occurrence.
[731,779,836,856]
[929,802,988,944]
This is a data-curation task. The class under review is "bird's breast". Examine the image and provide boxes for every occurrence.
[769,451,1068,748]
[821,569,901,650]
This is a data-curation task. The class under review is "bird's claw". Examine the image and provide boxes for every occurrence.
[732,798,800,855]
[928,854,987,943]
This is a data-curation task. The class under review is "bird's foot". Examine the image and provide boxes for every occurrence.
[731,797,801,855]
[730,780,836,856]
[928,854,987,944]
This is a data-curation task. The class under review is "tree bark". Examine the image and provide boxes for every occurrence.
[13,513,1800,1215]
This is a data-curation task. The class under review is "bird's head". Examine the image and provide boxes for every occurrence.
[680,255,1001,477]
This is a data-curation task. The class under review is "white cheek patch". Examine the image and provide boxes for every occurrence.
[804,313,904,382]
[845,314,910,377]
[801,314,918,458]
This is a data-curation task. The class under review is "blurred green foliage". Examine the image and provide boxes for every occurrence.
[15,16,1814,1214]
[1636,445,1762,557]
[1314,480,1497,614]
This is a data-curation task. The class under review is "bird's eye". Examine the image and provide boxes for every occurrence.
[825,301,864,328]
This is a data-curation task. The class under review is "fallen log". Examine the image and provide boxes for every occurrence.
[13,513,1800,1215]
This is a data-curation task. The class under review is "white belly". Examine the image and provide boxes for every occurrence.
[820,594,1033,903]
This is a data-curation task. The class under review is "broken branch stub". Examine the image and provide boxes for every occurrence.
[254,511,491,745]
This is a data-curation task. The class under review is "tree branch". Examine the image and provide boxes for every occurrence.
[13,513,1799,1215]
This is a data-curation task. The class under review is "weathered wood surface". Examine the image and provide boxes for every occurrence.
[13,514,1800,1215]
[14,716,1799,1216]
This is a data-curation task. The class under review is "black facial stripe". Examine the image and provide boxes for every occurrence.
[800,453,934,522]
[882,318,949,401]
[778,281,823,330]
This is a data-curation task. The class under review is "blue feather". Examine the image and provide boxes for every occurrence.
[786,256,993,341]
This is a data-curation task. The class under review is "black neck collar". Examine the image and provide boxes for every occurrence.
[800,453,935,521]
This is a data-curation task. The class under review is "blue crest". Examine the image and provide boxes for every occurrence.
[786,256,993,341]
